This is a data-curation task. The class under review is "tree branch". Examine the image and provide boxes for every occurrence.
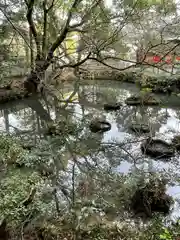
[0,7,32,50]
[69,0,101,30]
[47,0,55,11]
[42,0,55,58]
[44,0,82,67]
[88,56,173,74]
[26,0,41,59]
[42,0,48,57]
[59,52,91,69]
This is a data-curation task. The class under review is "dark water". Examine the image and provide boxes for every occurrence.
[1,80,180,220]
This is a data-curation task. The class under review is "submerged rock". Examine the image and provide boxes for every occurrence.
[89,120,111,133]
[141,138,175,158]
[104,102,122,111]
[125,93,160,106]
[172,135,180,150]
[129,123,150,133]
[131,179,173,218]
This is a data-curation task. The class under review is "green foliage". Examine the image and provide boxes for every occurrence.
[0,134,179,239]
[140,87,152,93]
[123,0,176,12]
[0,136,57,228]
[0,168,41,225]
[159,228,172,240]
[0,135,27,164]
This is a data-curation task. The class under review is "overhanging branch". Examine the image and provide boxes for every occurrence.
[45,0,82,66]
[59,52,91,69]
[0,7,32,50]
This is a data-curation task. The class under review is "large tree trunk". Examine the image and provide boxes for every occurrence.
[24,59,48,93]
[29,27,34,71]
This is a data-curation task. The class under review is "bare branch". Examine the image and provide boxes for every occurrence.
[88,56,172,74]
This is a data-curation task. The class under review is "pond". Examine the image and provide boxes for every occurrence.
[1,79,180,222]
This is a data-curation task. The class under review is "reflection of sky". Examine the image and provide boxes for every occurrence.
[2,82,180,218]
[159,112,180,133]
[9,114,24,128]
[116,161,132,173]
[0,117,5,131]
[0,112,31,132]
[166,185,180,222]
[50,111,56,120]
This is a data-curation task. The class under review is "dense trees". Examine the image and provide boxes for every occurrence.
[0,0,179,92]
[1,1,180,239]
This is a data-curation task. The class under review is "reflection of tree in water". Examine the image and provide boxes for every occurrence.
[3,81,180,233]
[113,105,169,135]
[0,82,177,158]
[79,84,120,105]
[78,83,172,137]
[144,107,169,135]
[114,106,135,132]
[0,82,177,155]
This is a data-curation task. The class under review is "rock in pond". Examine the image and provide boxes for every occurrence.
[141,138,175,158]
[172,135,180,150]
[125,94,160,106]
[104,102,122,111]
[129,123,150,133]
[131,179,173,218]
[89,120,111,133]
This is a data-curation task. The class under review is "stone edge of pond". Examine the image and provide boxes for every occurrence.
[78,69,180,94]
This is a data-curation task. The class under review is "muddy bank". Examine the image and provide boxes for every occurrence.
[0,88,29,104]
[0,76,32,104]
[79,69,180,94]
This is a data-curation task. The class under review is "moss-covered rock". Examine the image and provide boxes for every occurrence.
[141,138,175,159]
[129,123,150,133]
[104,102,122,111]
[89,120,111,133]
[131,178,173,217]
[125,93,160,106]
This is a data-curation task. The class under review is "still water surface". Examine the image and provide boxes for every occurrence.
[1,80,180,220]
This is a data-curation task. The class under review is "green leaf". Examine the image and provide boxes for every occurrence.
[159,235,167,239]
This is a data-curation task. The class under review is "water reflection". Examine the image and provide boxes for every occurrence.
[1,80,180,219]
